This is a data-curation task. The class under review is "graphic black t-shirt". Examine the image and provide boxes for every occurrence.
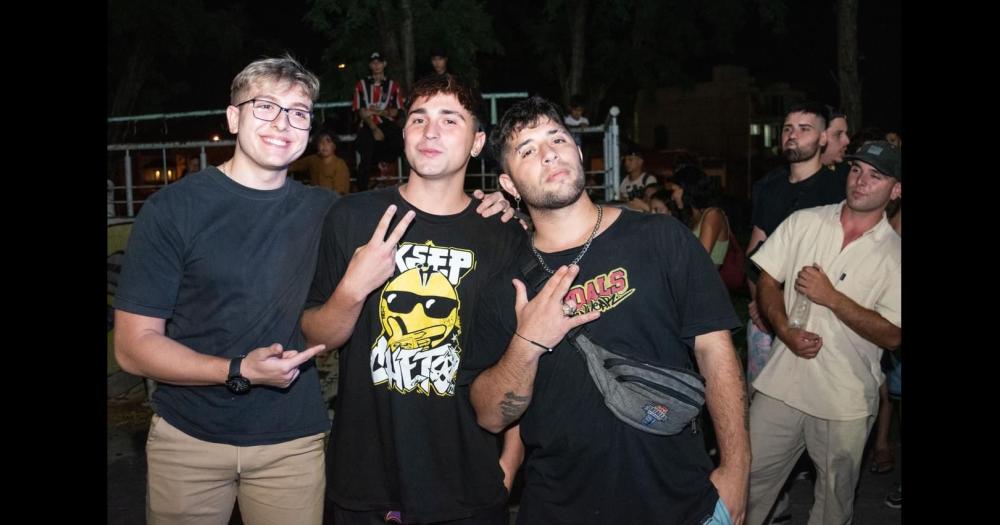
[462,209,742,525]
[114,167,336,446]
[305,187,525,523]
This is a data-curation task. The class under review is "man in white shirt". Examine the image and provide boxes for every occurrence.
[746,140,902,525]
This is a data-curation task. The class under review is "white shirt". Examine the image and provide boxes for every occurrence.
[751,202,901,420]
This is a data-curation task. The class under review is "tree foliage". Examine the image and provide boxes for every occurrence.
[515,0,779,117]
[305,0,501,98]
[108,0,246,118]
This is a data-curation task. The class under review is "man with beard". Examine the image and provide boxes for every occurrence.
[746,102,848,392]
[464,96,749,525]
[745,141,901,525]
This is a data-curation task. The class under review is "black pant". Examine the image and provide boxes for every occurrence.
[355,121,403,191]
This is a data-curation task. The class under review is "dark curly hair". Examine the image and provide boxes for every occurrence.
[405,73,485,130]
[489,96,568,174]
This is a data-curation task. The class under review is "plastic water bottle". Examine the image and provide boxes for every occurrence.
[787,292,811,329]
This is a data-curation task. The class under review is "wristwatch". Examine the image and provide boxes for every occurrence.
[225,356,251,394]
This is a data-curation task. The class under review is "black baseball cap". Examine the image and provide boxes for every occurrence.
[845,140,901,181]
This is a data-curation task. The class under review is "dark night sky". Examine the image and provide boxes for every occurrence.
[119,0,900,134]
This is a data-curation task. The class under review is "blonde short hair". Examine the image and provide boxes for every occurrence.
[230,53,320,105]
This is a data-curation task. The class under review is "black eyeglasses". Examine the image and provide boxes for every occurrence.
[384,291,458,319]
[235,98,313,130]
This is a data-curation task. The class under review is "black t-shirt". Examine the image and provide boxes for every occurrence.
[305,187,525,523]
[750,164,848,237]
[462,209,742,525]
[113,167,336,446]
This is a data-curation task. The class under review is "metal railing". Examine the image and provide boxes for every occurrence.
[107,92,529,127]
[107,103,622,217]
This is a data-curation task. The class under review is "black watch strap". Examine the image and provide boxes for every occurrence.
[225,355,251,394]
[228,355,245,379]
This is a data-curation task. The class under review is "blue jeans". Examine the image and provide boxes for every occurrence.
[746,319,774,385]
[702,498,734,525]
[884,351,902,399]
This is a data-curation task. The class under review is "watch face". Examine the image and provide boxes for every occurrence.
[226,377,251,394]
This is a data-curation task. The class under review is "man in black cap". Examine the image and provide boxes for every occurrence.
[353,51,405,191]
[743,101,847,523]
[746,140,902,525]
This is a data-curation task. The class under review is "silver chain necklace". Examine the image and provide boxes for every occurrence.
[530,205,603,274]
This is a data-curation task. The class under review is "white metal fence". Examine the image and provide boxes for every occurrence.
[107,96,622,217]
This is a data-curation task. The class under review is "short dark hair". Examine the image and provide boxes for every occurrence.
[569,94,586,109]
[313,129,336,147]
[826,105,847,123]
[489,96,568,173]
[406,73,484,129]
[785,101,831,129]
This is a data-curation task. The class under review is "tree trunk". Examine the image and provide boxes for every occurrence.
[837,0,862,131]
[566,0,587,107]
[375,2,403,87]
[399,0,415,92]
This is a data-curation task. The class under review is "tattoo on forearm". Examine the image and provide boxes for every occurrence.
[499,391,530,424]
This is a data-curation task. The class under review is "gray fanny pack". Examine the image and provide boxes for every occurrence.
[520,254,705,436]
[570,332,705,435]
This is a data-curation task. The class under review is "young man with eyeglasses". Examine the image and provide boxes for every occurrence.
[301,73,524,525]
[113,55,337,525]
[463,96,749,525]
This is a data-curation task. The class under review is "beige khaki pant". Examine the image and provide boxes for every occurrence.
[146,414,326,525]
[746,393,874,525]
